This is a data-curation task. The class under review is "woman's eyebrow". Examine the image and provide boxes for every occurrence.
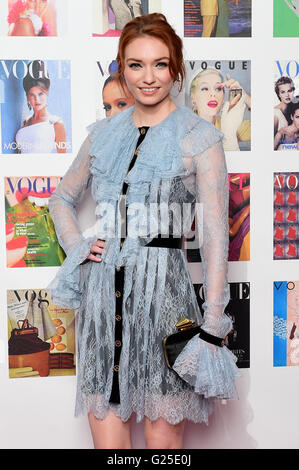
[126,56,170,62]
[198,81,222,86]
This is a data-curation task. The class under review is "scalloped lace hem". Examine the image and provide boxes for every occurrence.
[75,391,217,425]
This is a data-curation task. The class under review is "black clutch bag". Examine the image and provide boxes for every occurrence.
[162,317,226,369]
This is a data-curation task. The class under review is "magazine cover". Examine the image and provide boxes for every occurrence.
[7,288,75,378]
[92,0,161,37]
[193,282,250,368]
[184,0,252,38]
[0,59,72,154]
[185,60,251,151]
[5,176,66,267]
[273,281,299,367]
[274,60,299,151]
[274,0,299,37]
[186,173,250,263]
[273,172,299,259]
[95,60,134,121]
[1,0,68,36]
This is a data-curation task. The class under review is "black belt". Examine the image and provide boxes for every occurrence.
[145,235,183,249]
[198,327,226,347]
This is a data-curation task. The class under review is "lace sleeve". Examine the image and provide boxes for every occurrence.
[172,140,241,400]
[194,140,231,338]
[49,136,92,255]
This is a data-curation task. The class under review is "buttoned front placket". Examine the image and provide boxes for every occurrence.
[109,126,149,404]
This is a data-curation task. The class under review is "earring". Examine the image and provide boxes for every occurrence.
[27,102,32,111]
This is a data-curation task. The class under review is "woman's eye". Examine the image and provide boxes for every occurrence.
[156,62,169,68]
[117,101,127,108]
[215,86,223,92]
[103,103,111,111]
[200,87,208,92]
[129,63,141,69]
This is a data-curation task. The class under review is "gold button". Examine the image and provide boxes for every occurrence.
[116,267,121,272]
[115,340,121,347]
[113,365,119,372]
[120,241,124,247]
[140,127,145,135]
[134,150,139,156]
[116,315,122,321]
[115,291,121,298]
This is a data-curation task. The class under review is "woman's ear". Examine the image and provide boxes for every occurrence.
[190,95,198,112]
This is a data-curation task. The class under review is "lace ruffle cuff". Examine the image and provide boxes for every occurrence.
[172,315,241,400]
[47,236,97,310]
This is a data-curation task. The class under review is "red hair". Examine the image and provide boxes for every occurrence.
[116,13,185,91]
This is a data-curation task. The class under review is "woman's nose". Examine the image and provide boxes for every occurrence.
[110,105,119,116]
[143,67,156,84]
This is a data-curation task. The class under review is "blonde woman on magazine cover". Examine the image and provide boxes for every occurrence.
[190,67,251,150]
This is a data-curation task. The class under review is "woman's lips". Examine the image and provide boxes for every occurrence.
[207,100,218,108]
[139,87,160,96]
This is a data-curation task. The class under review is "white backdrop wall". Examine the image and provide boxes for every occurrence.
[0,0,298,449]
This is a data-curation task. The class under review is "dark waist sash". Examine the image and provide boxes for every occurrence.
[145,235,183,249]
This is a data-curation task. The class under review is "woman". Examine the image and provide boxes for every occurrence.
[109,0,143,31]
[215,0,230,37]
[274,76,295,137]
[201,0,238,37]
[15,60,67,154]
[274,101,299,151]
[7,0,50,36]
[102,75,135,117]
[48,13,239,449]
[190,67,251,151]
[200,0,218,37]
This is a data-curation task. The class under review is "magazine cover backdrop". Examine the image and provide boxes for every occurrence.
[184,0,252,38]
[0,59,72,154]
[0,0,298,450]
[0,0,69,36]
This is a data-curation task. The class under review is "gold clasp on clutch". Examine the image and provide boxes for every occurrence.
[176,318,195,331]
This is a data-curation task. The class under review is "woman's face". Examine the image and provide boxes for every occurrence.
[291,109,299,129]
[278,83,294,104]
[26,86,48,111]
[102,80,134,117]
[123,35,173,108]
[191,72,225,120]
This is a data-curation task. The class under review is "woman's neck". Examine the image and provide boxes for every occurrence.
[198,112,216,124]
[30,108,49,123]
[132,97,177,127]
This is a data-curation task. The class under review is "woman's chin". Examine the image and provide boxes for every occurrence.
[199,109,218,122]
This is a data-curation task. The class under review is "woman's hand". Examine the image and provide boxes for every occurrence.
[220,74,251,150]
[222,74,251,110]
[85,239,105,262]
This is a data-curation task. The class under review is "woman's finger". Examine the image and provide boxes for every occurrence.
[90,244,103,255]
[86,253,102,262]
[95,239,105,248]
